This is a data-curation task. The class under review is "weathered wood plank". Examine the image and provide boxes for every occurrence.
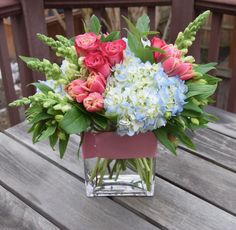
[156,145,236,215]
[206,106,236,138]
[4,122,236,230]
[181,128,236,172]
[0,133,158,230]
[0,185,58,230]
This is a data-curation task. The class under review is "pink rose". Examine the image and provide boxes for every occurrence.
[83,92,104,112]
[75,32,100,56]
[65,79,89,103]
[87,71,106,94]
[151,37,166,62]
[177,63,193,80]
[84,51,111,78]
[101,39,126,66]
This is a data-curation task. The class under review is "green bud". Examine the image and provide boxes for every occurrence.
[191,118,199,125]
[58,132,66,140]
[164,112,172,120]
[55,114,64,122]
[192,98,200,106]
[197,79,207,84]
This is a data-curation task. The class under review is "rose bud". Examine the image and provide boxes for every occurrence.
[65,79,89,103]
[87,71,106,94]
[83,92,104,112]
[74,32,100,56]
[179,63,193,80]
[84,51,111,78]
[101,39,126,66]
[151,37,166,62]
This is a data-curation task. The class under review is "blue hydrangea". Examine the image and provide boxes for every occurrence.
[104,51,188,136]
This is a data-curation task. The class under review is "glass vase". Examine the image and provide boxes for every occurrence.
[84,157,156,197]
[82,132,157,197]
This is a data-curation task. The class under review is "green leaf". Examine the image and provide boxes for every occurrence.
[194,63,217,74]
[136,47,154,63]
[202,74,222,84]
[186,83,217,99]
[49,132,58,150]
[31,82,55,94]
[141,31,158,37]
[90,114,109,130]
[59,134,69,158]
[59,107,91,134]
[89,15,101,35]
[136,14,150,34]
[29,112,52,124]
[122,16,141,40]
[32,122,45,143]
[153,128,176,155]
[145,46,165,54]
[171,127,195,150]
[103,31,120,42]
[19,56,39,64]
[184,101,203,114]
[38,125,57,142]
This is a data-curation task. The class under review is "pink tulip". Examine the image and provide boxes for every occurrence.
[162,57,194,80]
[162,57,181,76]
[162,44,182,59]
[65,79,89,103]
[83,92,104,112]
[87,71,106,94]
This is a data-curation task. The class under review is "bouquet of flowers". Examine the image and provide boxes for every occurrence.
[11,10,220,196]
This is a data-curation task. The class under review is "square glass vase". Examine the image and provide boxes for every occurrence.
[84,157,156,197]
[82,132,157,197]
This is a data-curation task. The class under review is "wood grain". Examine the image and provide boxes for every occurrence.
[0,185,58,230]
[5,122,236,230]
[0,133,158,230]
[182,128,236,172]
[156,145,236,215]
[206,106,236,138]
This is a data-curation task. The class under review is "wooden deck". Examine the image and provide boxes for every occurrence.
[0,106,236,230]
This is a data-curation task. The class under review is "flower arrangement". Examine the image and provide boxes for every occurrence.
[11,11,220,196]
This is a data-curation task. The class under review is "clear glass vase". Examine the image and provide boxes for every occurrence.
[84,157,156,197]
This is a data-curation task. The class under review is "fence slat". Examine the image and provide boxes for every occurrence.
[148,6,155,31]
[0,19,20,125]
[64,9,75,38]
[169,0,194,43]
[208,13,223,62]
[11,14,35,97]
[20,0,50,81]
[120,7,128,37]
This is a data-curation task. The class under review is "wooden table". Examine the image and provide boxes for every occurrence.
[0,106,236,230]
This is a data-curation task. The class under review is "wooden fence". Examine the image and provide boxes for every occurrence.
[0,0,236,126]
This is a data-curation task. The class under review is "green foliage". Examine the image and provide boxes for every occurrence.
[59,107,91,134]
[153,128,176,155]
[20,56,63,82]
[175,10,210,55]
[89,15,101,34]
[136,14,150,34]
[101,31,120,42]
[36,33,77,64]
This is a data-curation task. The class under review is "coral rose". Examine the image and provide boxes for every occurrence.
[83,92,104,112]
[75,32,100,56]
